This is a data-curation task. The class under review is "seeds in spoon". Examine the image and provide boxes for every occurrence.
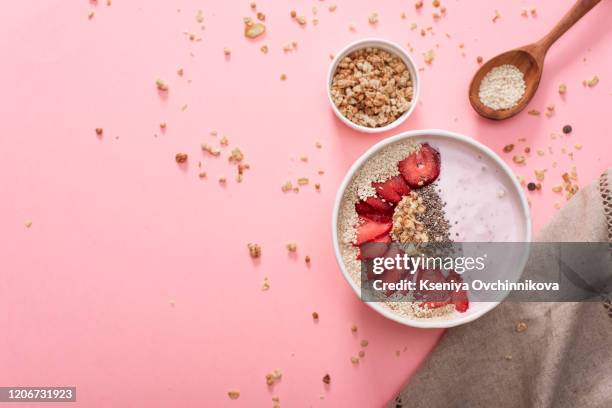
[478,64,525,110]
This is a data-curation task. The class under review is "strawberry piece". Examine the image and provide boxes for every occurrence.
[358,234,391,260]
[364,196,393,213]
[379,245,408,296]
[355,197,393,222]
[398,143,441,188]
[414,268,450,305]
[354,218,392,246]
[447,271,469,313]
[372,176,411,203]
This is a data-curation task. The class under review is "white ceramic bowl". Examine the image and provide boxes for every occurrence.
[331,129,532,328]
[327,38,420,134]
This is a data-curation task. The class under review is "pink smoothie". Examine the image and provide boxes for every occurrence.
[423,136,528,243]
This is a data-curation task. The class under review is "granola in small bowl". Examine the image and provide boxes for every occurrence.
[327,39,420,133]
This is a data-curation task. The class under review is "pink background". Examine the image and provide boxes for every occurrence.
[1,0,611,407]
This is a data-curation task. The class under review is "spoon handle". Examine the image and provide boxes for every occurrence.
[538,0,602,51]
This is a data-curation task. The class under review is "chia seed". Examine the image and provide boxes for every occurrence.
[416,184,452,243]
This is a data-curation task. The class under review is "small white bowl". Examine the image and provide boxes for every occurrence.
[331,129,532,329]
[327,38,420,134]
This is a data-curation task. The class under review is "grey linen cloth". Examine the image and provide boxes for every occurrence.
[389,169,612,408]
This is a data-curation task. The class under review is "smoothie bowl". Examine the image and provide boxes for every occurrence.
[332,130,531,328]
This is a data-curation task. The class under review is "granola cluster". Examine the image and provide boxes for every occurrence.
[392,192,428,243]
[330,47,413,128]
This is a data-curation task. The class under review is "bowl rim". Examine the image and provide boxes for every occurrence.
[326,37,420,134]
[331,129,532,329]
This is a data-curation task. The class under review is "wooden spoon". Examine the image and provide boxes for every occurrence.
[469,0,602,120]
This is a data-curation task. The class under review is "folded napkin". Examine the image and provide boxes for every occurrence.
[389,169,612,408]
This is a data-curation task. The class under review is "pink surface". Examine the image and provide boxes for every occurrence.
[0,0,611,407]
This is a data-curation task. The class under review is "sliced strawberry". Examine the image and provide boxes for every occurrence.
[413,268,450,304]
[358,234,391,260]
[355,197,393,222]
[398,143,441,188]
[354,218,392,246]
[364,196,393,213]
[372,175,411,203]
[379,245,408,296]
[447,271,469,313]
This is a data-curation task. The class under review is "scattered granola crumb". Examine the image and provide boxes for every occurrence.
[287,242,297,252]
[88,11,95,20]
[297,177,309,186]
[202,144,221,157]
[503,144,514,153]
[175,153,188,163]
[432,0,440,7]
[368,12,379,25]
[219,176,227,185]
[261,276,270,291]
[360,340,369,347]
[305,255,311,265]
[492,10,501,23]
[300,155,308,162]
[250,2,256,9]
[260,44,268,54]
[228,148,244,163]
[312,311,319,320]
[280,73,287,81]
[281,181,293,192]
[534,169,546,181]
[25,221,32,228]
[350,356,360,364]
[315,183,321,191]
[528,109,540,116]
[504,354,513,361]
[193,10,204,24]
[513,155,525,164]
[415,1,424,9]
[227,390,240,400]
[545,103,555,117]
[315,141,322,149]
[558,83,567,95]
[322,373,331,384]
[248,243,261,258]
[358,350,366,358]
[296,15,307,25]
[159,122,167,130]
[552,185,562,193]
[328,4,337,12]
[198,172,207,179]
[351,324,358,333]
[257,12,266,21]
[423,49,435,64]
[265,369,283,386]
[224,47,231,56]
[244,19,266,39]
[95,128,103,136]
[290,10,297,18]
[476,56,483,64]
[395,350,401,357]
[155,79,168,92]
[574,144,582,150]
[586,75,599,87]
[515,321,528,332]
